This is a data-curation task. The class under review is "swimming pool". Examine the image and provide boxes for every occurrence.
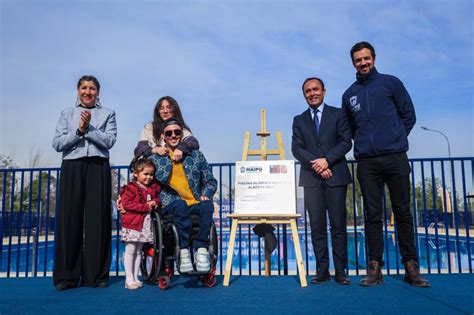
[1,229,472,275]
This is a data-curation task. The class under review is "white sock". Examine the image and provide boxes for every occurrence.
[134,242,144,282]
[124,242,138,285]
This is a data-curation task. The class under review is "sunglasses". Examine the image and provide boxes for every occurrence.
[164,129,183,138]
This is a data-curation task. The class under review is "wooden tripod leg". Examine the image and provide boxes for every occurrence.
[241,131,251,161]
[290,218,307,287]
[223,219,239,286]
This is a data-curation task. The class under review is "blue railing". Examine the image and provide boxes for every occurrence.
[1,157,473,277]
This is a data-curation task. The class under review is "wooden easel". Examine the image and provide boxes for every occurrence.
[241,109,286,161]
[223,109,307,287]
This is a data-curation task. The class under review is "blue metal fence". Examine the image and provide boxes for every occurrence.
[1,157,473,277]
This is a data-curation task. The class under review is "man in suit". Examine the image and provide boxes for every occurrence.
[292,77,352,284]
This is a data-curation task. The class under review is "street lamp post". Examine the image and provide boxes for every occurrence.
[421,126,453,227]
[421,126,451,158]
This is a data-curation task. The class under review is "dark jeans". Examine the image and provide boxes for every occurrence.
[357,152,417,265]
[162,199,213,250]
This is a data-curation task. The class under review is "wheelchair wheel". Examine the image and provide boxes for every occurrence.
[208,223,218,266]
[164,266,174,280]
[202,267,217,287]
[158,276,171,290]
[202,222,218,287]
[140,210,163,285]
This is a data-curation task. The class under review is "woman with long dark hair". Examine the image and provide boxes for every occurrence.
[134,96,198,161]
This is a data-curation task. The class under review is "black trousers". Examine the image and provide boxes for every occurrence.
[304,184,348,270]
[357,152,417,265]
[53,157,112,287]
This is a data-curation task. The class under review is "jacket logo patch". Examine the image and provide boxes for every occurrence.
[349,96,361,113]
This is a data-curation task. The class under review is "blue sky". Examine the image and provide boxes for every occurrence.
[1,0,473,167]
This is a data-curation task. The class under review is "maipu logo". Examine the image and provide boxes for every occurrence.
[240,166,263,173]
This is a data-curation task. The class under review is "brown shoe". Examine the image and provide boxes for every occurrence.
[404,260,430,287]
[360,260,384,286]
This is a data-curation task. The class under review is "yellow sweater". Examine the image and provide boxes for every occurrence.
[168,152,199,206]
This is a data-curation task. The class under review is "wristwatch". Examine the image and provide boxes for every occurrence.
[76,128,85,137]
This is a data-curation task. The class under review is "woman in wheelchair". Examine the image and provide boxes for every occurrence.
[147,118,218,286]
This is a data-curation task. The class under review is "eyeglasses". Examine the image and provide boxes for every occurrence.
[164,129,183,138]
[158,106,173,112]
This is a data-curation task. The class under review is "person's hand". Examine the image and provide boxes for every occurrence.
[116,196,126,214]
[172,149,183,161]
[319,168,333,180]
[148,200,157,210]
[310,158,329,174]
[200,195,209,201]
[152,146,168,156]
[79,110,91,133]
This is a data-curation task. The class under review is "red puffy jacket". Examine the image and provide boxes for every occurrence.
[120,180,161,231]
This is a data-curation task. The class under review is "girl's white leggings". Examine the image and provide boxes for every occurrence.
[124,241,144,284]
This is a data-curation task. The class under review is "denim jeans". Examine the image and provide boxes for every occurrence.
[162,199,213,249]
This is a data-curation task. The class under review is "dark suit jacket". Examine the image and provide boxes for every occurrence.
[291,104,352,187]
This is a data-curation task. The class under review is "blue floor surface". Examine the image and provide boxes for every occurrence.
[0,274,472,314]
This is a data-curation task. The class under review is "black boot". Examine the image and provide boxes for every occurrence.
[311,268,331,284]
[335,269,351,285]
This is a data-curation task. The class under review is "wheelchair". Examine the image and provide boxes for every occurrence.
[140,210,218,289]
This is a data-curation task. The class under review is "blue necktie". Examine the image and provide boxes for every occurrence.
[313,109,320,134]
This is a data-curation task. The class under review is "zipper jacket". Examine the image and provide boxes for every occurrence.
[342,67,416,159]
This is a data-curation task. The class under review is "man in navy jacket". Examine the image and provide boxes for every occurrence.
[292,77,352,285]
[342,41,430,287]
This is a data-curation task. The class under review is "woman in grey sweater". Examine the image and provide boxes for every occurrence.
[52,75,117,291]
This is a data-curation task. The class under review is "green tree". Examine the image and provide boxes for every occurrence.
[413,178,442,213]
[22,172,57,214]
[111,165,127,200]
[0,153,19,212]
[412,177,464,227]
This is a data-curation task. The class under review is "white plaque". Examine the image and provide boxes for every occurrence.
[234,160,296,214]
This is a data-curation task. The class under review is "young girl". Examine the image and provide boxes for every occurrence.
[120,157,161,290]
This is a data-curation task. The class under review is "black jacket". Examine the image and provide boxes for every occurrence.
[292,104,352,187]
